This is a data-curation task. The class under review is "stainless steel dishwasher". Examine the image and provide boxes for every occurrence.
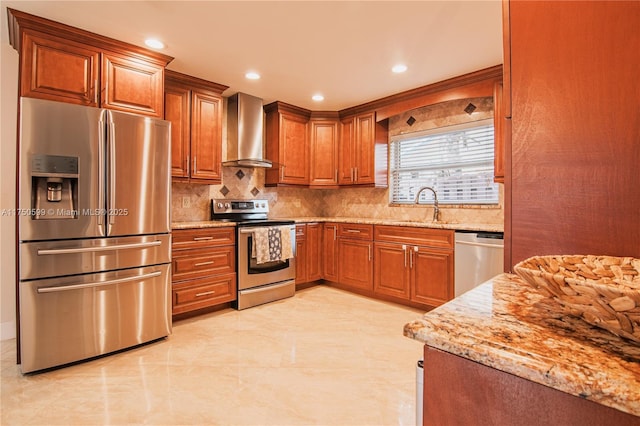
[454,231,504,297]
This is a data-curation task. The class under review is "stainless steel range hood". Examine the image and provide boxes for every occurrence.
[223,92,272,168]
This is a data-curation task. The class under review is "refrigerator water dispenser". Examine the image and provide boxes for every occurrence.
[31,154,78,219]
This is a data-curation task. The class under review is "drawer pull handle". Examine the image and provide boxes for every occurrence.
[346,229,360,233]
[195,290,216,297]
[194,261,214,267]
[193,236,214,241]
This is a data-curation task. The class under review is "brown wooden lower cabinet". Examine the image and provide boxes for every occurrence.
[410,247,453,307]
[423,346,639,426]
[323,223,339,282]
[295,224,307,284]
[374,225,454,307]
[295,223,323,286]
[306,223,322,281]
[172,273,236,315]
[171,227,237,316]
[336,223,374,291]
[373,241,410,299]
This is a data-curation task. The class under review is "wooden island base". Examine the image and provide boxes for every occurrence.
[423,347,639,426]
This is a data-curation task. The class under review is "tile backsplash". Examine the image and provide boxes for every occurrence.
[171,96,503,226]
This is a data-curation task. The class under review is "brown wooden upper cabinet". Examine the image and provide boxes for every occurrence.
[339,112,388,187]
[264,102,312,186]
[164,70,228,184]
[309,114,340,187]
[7,9,173,118]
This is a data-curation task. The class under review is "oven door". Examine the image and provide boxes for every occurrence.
[237,225,296,290]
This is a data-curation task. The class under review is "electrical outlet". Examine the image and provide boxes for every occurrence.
[182,197,191,208]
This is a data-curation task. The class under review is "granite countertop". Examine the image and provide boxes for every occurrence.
[404,273,640,417]
[172,221,236,229]
[172,217,503,233]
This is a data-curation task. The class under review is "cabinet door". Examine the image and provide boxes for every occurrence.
[411,247,454,307]
[306,223,323,281]
[309,120,339,186]
[164,83,191,179]
[323,224,339,282]
[338,117,356,184]
[101,52,164,117]
[21,31,100,106]
[374,242,410,300]
[295,225,307,284]
[338,239,373,291]
[280,113,309,184]
[354,112,375,184]
[190,91,223,183]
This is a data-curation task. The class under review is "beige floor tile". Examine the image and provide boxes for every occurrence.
[1,285,424,425]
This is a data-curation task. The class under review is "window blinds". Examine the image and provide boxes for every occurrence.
[390,120,499,205]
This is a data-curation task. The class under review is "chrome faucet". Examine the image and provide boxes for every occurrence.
[415,186,440,222]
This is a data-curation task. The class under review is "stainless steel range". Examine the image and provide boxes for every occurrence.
[211,199,296,309]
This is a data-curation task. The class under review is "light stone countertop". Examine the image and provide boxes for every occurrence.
[172,217,503,233]
[171,221,236,229]
[404,273,640,417]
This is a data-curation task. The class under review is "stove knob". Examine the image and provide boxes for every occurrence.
[216,202,224,209]
[224,203,231,209]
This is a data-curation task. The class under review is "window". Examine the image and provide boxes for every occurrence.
[389,119,499,205]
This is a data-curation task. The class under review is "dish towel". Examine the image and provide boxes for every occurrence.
[252,226,294,264]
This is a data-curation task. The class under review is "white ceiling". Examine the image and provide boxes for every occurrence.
[1,1,503,111]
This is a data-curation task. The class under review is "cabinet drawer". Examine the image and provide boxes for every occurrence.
[172,246,235,280]
[337,223,373,240]
[172,227,235,249]
[295,224,306,240]
[374,225,454,249]
[172,273,236,314]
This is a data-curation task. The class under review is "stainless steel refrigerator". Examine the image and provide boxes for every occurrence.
[17,97,172,373]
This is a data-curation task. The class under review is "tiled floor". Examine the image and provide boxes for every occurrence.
[1,285,425,425]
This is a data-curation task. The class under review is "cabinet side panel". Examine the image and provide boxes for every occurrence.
[509,1,640,266]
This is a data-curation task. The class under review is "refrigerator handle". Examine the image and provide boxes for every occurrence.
[37,240,162,255]
[98,115,106,234]
[37,271,162,293]
[107,119,117,233]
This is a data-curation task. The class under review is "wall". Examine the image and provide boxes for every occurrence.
[173,97,504,226]
[0,18,18,340]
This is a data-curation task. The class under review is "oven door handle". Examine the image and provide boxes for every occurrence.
[240,226,295,234]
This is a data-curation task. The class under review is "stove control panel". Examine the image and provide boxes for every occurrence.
[212,199,269,215]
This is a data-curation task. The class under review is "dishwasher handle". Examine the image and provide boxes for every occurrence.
[456,240,503,249]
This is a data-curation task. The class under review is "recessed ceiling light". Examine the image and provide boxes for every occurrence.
[312,94,324,102]
[245,72,261,80]
[392,64,408,73]
[144,38,165,49]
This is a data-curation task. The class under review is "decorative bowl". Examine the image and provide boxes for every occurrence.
[514,255,640,344]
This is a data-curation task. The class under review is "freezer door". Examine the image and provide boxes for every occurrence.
[106,110,171,236]
[19,264,171,373]
[18,98,105,241]
[19,234,171,281]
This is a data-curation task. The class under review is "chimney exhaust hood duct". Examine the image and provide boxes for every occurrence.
[223,92,272,168]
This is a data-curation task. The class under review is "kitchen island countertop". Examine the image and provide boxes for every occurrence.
[404,273,640,417]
